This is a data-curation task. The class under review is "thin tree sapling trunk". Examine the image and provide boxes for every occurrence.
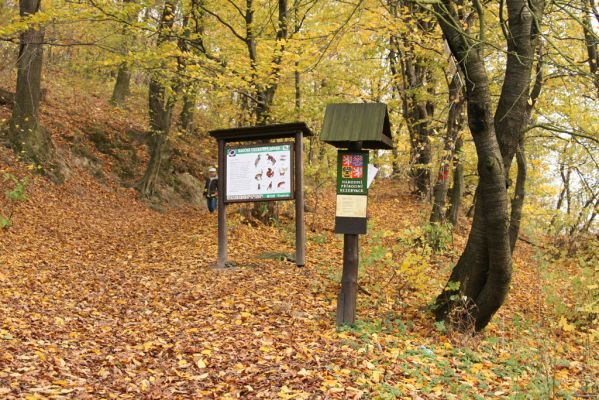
[446,136,464,226]
[508,143,526,251]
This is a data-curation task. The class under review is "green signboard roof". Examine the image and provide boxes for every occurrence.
[321,103,393,150]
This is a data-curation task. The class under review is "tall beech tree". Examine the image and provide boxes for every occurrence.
[387,0,436,199]
[8,0,56,174]
[138,0,177,196]
[431,0,545,330]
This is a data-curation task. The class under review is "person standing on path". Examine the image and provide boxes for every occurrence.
[203,167,218,213]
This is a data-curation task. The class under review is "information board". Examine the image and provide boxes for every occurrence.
[225,143,293,202]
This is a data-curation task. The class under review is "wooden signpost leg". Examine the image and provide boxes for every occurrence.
[295,131,305,267]
[217,139,227,268]
[336,141,363,326]
[337,234,359,325]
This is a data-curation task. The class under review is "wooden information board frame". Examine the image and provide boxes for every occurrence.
[209,123,313,268]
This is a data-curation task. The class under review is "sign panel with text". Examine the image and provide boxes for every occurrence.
[335,150,369,234]
[225,143,293,202]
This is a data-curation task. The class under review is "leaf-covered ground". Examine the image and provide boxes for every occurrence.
[0,146,597,399]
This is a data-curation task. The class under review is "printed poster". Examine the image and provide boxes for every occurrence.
[225,143,293,202]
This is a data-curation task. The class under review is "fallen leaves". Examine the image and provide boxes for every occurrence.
[1,148,596,398]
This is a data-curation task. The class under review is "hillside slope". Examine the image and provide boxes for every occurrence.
[0,75,215,207]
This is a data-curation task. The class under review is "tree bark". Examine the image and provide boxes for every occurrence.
[246,0,289,222]
[175,8,200,135]
[508,44,543,251]
[293,0,301,118]
[179,90,197,134]
[254,0,288,123]
[581,197,599,233]
[495,0,544,172]
[9,0,56,172]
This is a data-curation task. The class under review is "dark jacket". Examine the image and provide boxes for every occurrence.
[204,177,218,198]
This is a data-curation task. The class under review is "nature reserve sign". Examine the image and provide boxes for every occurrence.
[320,103,392,326]
[335,150,369,233]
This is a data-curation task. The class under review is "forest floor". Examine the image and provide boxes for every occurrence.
[0,75,596,399]
[0,142,596,399]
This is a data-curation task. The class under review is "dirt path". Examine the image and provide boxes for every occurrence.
[0,172,358,398]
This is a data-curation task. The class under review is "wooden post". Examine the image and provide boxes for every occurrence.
[337,234,359,325]
[217,139,227,268]
[295,131,305,267]
[336,141,362,326]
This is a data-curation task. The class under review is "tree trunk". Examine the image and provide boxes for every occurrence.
[432,0,548,331]
[551,154,571,234]
[494,0,544,172]
[110,62,131,106]
[446,136,464,226]
[581,197,599,233]
[508,143,526,251]
[508,45,543,251]
[412,123,432,198]
[137,0,176,197]
[254,0,288,123]
[9,0,56,171]
[387,0,435,198]
[176,9,199,135]
[246,0,288,222]
[110,0,134,106]
[179,90,196,134]
[569,193,598,236]
[431,71,465,223]
[139,130,167,196]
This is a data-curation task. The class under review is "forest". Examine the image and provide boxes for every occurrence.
[0,0,597,398]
